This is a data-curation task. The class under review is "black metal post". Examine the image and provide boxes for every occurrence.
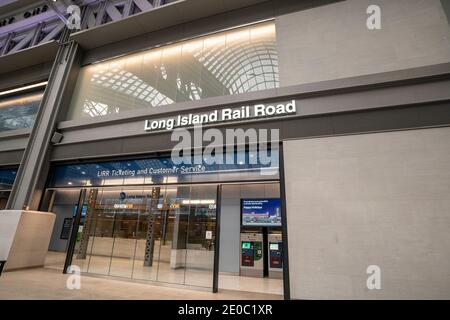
[212,184,222,293]
[279,142,291,300]
[63,188,86,274]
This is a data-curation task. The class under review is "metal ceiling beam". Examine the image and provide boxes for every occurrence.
[44,0,68,25]
[0,0,168,57]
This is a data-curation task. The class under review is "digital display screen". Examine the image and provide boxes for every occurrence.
[242,242,251,249]
[241,198,281,227]
[269,243,279,250]
[73,205,88,217]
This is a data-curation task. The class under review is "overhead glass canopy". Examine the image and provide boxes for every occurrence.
[67,21,278,120]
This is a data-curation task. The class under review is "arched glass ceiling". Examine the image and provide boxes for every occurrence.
[68,22,278,120]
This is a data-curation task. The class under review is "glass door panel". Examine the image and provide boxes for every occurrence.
[71,188,101,273]
[86,188,116,275]
[46,188,83,270]
[48,183,218,289]
[155,185,190,285]
[109,187,141,278]
[184,185,217,287]
[132,186,162,281]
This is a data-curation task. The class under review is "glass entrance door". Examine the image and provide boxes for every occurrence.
[63,184,217,289]
[43,188,88,270]
[183,185,217,287]
[153,185,217,287]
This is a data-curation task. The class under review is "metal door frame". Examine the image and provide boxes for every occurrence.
[63,188,87,274]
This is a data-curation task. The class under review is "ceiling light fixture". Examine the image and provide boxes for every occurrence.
[0,81,48,97]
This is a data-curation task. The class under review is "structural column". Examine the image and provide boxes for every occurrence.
[76,189,98,259]
[6,29,81,211]
[144,187,161,266]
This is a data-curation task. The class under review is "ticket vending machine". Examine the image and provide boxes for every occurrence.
[240,232,264,277]
[268,233,283,279]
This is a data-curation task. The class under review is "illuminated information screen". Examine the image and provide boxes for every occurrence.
[241,198,281,227]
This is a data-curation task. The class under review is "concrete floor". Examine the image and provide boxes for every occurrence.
[44,251,283,295]
[0,267,283,300]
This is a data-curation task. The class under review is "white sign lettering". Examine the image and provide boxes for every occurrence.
[144,100,296,132]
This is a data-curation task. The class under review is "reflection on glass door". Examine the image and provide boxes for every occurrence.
[44,188,86,270]
[184,185,217,287]
[131,186,162,281]
[151,185,217,287]
[71,188,98,273]
[155,185,189,285]
[107,187,140,278]
[68,184,217,288]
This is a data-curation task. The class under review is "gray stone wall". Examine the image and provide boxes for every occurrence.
[283,127,450,299]
[276,0,450,86]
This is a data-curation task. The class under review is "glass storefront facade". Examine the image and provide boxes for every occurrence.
[49,150,279,188]
[0,91,44,132]
[44,151,279,288]
[67,21,278,119]
[49,185,217,287]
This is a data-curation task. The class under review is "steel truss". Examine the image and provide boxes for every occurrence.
[0,0,168,56]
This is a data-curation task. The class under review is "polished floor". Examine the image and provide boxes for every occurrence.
[44,251,283,296]
[219,273,283,295]
[0,267,282,300]
[45,251,213,287]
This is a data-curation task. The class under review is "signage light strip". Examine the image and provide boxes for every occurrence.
[182,199,216,205]
[0,81,48,97]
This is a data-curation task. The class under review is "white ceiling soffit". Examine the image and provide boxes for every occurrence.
[0,40,59,74]
[70,0,270,50]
